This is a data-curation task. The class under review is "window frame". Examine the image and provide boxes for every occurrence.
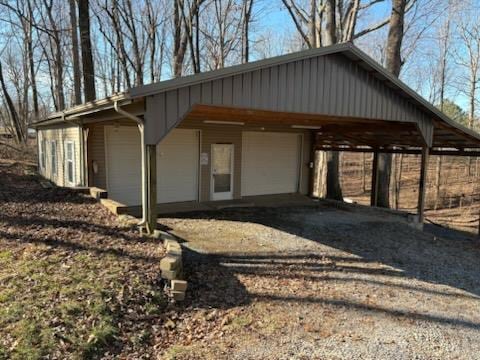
[40,138,46,170]
[65,141,75,186]
[50,140,57,176]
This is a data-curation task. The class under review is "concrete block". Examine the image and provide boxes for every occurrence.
[171,290,185,301]
[161,269,178,280]
[166,243,182,256]
[171,280,188,292]
[160,255,181,271]
[163,239,179,248]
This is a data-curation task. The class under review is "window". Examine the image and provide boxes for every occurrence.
[40,138,46,170]
[50,140,57,176]
[66,141,75,185]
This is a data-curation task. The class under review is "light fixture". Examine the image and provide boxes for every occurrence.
[204,120,245,125]
[291,125,322,130]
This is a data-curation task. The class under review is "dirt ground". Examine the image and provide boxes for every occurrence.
[2,156,480,359]
[159,204,480,359]
[340,152,480,235]
[0,160,167,358]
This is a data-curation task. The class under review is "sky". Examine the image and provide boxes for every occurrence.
[0,0,476,118]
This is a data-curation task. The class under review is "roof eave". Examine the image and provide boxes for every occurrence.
[30,93,131,129]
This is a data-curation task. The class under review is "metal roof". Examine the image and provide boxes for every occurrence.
[32,43,480,152]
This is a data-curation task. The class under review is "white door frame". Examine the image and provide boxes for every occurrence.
[210,143,234,201]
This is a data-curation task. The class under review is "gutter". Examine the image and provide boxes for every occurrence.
[113,101,147,227]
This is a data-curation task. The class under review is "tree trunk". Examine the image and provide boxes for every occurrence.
[26,0,39,118]
[69,0,82,105]
[322,0,342,200]
[242,0,253,63]
[324,0,337,45]
[377,0,407,208]
[0,62,24,143]
[173,0,188,77]
[78,0,96,101]
[434,155,443,209]
[326,151,343,200]
[308,0,317,48]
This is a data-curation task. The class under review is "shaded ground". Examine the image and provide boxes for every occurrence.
[159,204,480,359]
[0,160,167,359]
[2,158,480,359]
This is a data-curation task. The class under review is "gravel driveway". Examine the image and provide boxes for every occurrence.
[158,203,480,359]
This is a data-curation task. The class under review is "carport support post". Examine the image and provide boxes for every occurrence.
[145,144,157,234]
[309,139,316,197]
[370,152,379,206]
[417,146,429,227]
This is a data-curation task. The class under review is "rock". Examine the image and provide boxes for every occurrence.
[171,280,188,292]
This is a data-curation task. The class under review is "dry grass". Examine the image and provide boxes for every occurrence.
[0,161,165,359]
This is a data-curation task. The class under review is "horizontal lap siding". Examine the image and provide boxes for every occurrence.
[37,125,82,187]
[146,53,432,145]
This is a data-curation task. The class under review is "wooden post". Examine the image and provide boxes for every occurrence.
[478,208,480,237]
[145,144,157,234]
[309,137,316,197]
[370,152,379,206]
[417,146,429,226]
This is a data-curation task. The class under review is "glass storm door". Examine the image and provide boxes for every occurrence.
[211,144,234,200]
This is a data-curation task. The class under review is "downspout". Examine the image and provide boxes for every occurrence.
[113,101,147,227]
[78,123,85,186]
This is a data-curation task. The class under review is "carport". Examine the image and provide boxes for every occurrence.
[32,43,480,234]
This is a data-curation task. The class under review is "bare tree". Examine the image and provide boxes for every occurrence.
[241,0,254,63]
[0,61,24,143]
[376,0,408,208]
[69,0,81,105]
[173,0,204,76]
[78,0,96,101]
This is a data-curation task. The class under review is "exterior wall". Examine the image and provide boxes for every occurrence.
[86,123,107,189]
[178,120,312,202]
[86,120,137,189]
[37,124,82,187]
[88,121,312,203]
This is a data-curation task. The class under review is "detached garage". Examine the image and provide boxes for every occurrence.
[32,43,480,234]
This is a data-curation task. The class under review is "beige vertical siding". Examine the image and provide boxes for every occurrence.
[84,121,312,202]
[37,124,82,187]
[85,120,137,189]
[198,127,242,201]
[86,123,107,189]
[178,121,313,202]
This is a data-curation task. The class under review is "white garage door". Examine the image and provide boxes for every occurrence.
[105,127,199,205]
[241,132,301,196]
[157,129,199,203]
[105,126,142,205]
